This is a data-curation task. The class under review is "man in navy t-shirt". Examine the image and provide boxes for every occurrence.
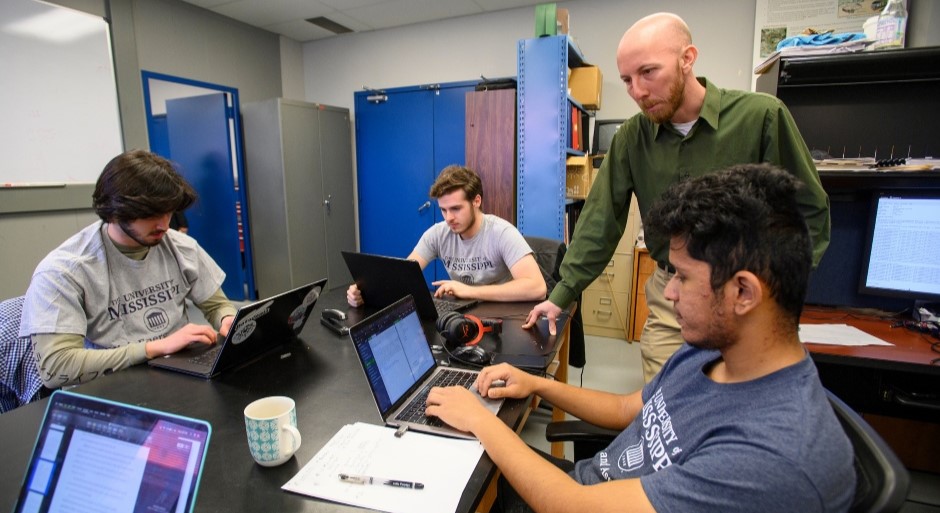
[427,163,855,513]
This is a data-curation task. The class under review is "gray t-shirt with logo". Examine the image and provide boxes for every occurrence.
[21,221,225,356]
[412,214,532,286]
[572,344,855,512]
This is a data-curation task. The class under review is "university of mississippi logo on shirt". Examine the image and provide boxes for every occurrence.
[144,308,169,333]
[619,440,645,471]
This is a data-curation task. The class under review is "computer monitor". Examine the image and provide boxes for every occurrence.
[591,119,625,156]
[858,191,940,307]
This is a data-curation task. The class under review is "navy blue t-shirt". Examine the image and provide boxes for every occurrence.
[571,344,855,512]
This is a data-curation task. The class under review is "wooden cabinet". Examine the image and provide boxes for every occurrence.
[466,88,516,224]
[581,198,642,340]
[628,247,655,341]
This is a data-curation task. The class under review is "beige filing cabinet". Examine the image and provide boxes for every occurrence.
[582,197,642,340]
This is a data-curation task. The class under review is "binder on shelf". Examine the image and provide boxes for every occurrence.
[571,106,580,151]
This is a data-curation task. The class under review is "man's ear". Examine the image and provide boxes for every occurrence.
[471,194,482,209]
[728,270,763,316]
[680,44,698,74]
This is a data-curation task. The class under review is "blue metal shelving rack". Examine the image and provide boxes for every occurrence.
[516,35,589,240]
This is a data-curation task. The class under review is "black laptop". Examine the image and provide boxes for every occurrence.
[13,390,211,513]
[341,251,478,320]
[349,295,503,439]
[148,279,326,377]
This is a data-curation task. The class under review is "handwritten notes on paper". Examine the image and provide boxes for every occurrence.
[283,422,484,513]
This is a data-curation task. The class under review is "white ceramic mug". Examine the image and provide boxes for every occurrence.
[244,396,302,467]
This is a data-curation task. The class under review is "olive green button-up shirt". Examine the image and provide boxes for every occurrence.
[549,77,830,309]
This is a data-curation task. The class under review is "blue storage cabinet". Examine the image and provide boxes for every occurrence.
[354,80,476,285]
[516,35,589,240]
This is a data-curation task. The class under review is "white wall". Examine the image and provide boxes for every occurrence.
[301,0,757,121]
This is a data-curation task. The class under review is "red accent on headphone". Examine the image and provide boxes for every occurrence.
[461,314,500,346]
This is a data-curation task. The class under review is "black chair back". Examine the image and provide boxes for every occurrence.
[827,391,910,513]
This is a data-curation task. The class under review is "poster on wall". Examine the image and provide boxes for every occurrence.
[751,0,893,83]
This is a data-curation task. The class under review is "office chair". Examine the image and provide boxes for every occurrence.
[523,236,585,368]
[827,391,910,513]
[546,390,911,513]
[0,296,42,414]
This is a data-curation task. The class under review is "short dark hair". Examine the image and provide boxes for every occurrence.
[429,165,483,201]
[645,164,812,323]
[92,150,197,222]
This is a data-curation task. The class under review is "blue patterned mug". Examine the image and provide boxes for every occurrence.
[244,396,302,467]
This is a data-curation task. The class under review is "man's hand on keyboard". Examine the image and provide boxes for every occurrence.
[475,363,537,399]
[431,280,471,299]
[425,385,490,433]
[145,323,218,359]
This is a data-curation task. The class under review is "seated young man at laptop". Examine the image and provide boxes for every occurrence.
[347,165,546,306]
[426,164,855,513]
[20,150,237,389]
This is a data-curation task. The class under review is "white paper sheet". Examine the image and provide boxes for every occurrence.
[283,422,484,513]
[799,323,894,346]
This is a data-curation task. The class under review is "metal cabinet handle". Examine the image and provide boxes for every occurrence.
[418,201,431,213]
[323,194,332,214]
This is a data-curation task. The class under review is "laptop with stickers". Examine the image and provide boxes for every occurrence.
[349,295,503,440]
[13,390,211,513]
[148,279,326,378]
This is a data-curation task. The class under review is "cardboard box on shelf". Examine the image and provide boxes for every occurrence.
[566,155,592,198]
[569,65,602,110]
[557,8,569,35]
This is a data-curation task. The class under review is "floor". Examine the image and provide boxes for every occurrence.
[518,334,940,512]
[518,334,645,457]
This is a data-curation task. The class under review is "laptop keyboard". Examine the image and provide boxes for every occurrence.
[395,369,476,426]
[188,345,221,367]
[433,298,478,315]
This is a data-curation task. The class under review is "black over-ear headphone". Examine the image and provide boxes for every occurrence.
[436,311,502,346]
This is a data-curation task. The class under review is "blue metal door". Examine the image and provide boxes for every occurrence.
[355,82,476,287]
[430,84,473,282]
[166,93,248,300]
[355,89,435,270]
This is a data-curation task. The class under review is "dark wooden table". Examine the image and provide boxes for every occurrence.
[0,287,571,512]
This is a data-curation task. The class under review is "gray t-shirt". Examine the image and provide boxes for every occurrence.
[21,222,225,347]
[413,214,532,286]
[572,344,855,512]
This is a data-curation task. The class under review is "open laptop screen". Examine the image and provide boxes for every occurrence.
[15,391,211,513]
[350,296,435,414]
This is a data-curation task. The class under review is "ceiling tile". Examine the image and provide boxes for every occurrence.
[343,0,482,30]
[176,0,554,42]
[266,19,336,42]
[212,0,334,28]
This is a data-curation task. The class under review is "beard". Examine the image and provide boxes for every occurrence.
[118,220,165,247]
[451,208,477,237]
[640,64,686,124]
[682,297,734,351]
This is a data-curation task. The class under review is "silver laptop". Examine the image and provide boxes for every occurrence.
[341,251,479,320]
[349,295,503,439]
[14,390,211,513]
[149,279,326,377]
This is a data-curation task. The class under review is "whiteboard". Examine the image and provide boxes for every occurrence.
[0,0,123,185]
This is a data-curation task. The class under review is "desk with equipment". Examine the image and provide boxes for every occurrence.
[801,306,940,474]
[0,287,572,513]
